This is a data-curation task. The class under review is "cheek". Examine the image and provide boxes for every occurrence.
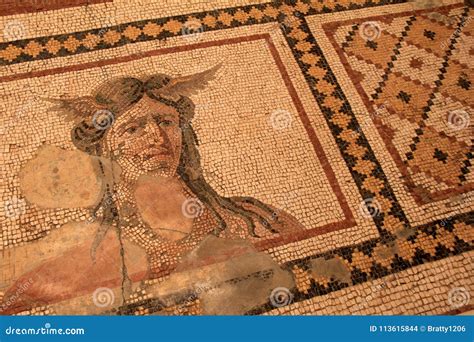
[106,128,128,151]
[171,128,183,150]
[123,138,143,153]
[109,133,137,154]
[105,133,117,153]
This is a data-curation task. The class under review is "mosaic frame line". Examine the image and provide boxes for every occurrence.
[0,0,406,65]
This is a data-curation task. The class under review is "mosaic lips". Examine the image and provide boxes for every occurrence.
[141,147,172,161]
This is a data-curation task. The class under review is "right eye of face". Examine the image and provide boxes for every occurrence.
[124,126,138,134]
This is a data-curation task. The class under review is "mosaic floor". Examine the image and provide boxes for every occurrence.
[0,0,472,316]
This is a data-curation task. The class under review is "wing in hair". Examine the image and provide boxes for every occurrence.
[44,96,107,122]
[153,63,222,101]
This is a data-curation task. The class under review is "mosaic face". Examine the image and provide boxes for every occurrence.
[106,96,182,178]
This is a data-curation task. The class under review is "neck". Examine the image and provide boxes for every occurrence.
[127,172,196,240]
[117,166,199,207]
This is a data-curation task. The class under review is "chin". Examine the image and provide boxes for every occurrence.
[126,154,179,176]
[143,162,176,177]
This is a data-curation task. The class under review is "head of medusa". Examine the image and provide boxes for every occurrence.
[48,65,279,238]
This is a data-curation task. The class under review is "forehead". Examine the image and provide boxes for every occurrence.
[115,95,179,124]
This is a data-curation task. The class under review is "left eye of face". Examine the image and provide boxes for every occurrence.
[125,126,138,134]
[158,119,175,128]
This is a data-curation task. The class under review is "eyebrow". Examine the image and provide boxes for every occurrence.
[152,113,178,121]
[116,116,147,135]
[115,112,178,135]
